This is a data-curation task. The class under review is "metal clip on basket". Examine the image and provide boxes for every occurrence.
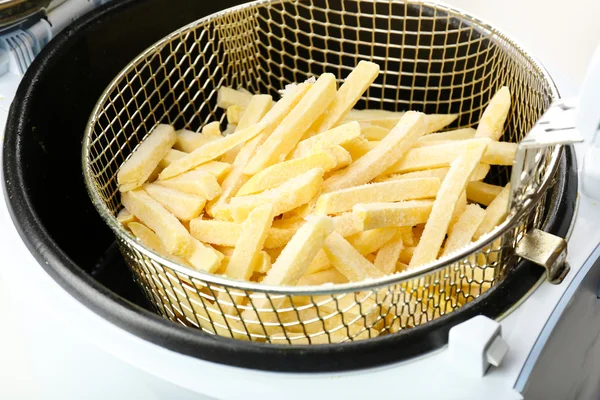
[83,0,578,345]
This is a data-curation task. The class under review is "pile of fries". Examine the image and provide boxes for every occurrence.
[115,61,514,342]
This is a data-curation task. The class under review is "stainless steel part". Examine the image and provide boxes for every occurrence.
[83,0,562,345]
[0,0,52,30]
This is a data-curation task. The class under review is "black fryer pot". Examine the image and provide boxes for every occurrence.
[1,0,578,372]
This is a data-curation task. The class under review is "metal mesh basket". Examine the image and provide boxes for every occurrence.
[83,0,561,344]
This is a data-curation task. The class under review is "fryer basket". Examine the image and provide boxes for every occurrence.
[83,0,561,344]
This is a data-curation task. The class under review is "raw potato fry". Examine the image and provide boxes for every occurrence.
[344,110,457,133]
[121,189,191,256]
[347,227,397,255]
[160,123,265,180]
[143,183,206,221]
[399,246,415,265]
[315,177,440,215]
[474,184,510,239]
[193,161,231,181]
[189,219,296,249]
[442,204,486,256]
[325,145,353,170]
[384,138,514,175]
[244,74,337,174]
[128,222,189,266]
[159,169,221,201]
[450,192,467,229]
[118,124,176,192]
[117,208,136,225]
[324,232,384,281]
[378,164,490,183]
[202,121,222,138]
[291,121,361,158]
[475,86,511,141]
[312,60,380,133]
[207,84,312,218]
[374,234,404,275]
[228,168,324,221]
[227,105,244,125]
[352,200,434,231]
[409,140,488,268]
[420,127,476,142]
[175,129,217,153]
[254,251,272,274]
[187,238,223,273]
[236,94,274,131]
[237,151,337,196]
[242,216,334,335]
[467,181,503,206]
[159,149,187,169]
[224,204,275,281]
[324,111,427,192]
[217,86,253,109]
[298,268,348,285]
[223,124,237,135]
[397,226,414,246]
[360,123,390,140]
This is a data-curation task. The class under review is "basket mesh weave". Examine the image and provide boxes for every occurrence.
[84,0,559,344]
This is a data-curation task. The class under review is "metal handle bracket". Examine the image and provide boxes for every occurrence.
[515,228,569,284]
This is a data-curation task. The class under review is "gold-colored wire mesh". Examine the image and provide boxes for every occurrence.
[83,0,560,344]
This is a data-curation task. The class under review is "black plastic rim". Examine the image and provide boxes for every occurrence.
[2,0,579,373]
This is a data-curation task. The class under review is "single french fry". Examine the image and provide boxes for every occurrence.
[228,168,324,221]
[345,111,457,132]
[347,227,397,255]
[217,86,253,109]
[117,208,136,225]
[159,169,221,201]
[384,138,514,175]
[409,140,488,268]
[242,216,334,334]
[223,204,275,281]
[341,136,371,160]
[420,127,476,142]
[398,246,415,264]
[223,124,237,135]
[118,124,177,192]
[127,222,189,266]
[378,164,490,183]
[315,177,440,215]
[245,74,337,174]
[324,111,427,192]
[193,161,231,181]
[442,203,486,256]
[397,226,414,246]
[187,238,223,273]
[467,181,503,206]
[291,121,361,159]
[324,145,353,170]
[227,105,244,125]
[450,192,467,230]
[253,251,272,274]
[189,218,296,249]
[360,123,390,140]
[159,149,187,169]
[237,151,337,196]
[374,234,404,275]
[324,232,384,281]
[297,268,348,285]
[174,129,218,153]
[312,61,380,133]
[332,213,362,237]
[475,86,511,141]
[207,84,312,218]
[352,200,434,231]
[160,123,266,180]
[236,94,274,131]
[122,189,191,256]
[143,183,206,221]
[272,217,306,230]
[474,184,510,239]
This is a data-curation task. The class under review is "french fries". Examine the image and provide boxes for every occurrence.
[118,124,177,192]
[113,68,518,344]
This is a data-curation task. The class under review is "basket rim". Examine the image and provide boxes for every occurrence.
[82,0,561,295]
